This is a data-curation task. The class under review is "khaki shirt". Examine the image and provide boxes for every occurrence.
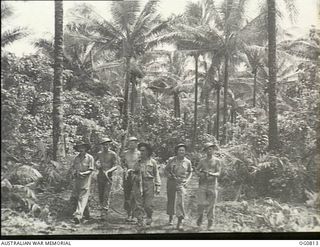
[133,158,161,186]
[165,157,192,183]
[73,153,94,190]
[197,156,221,187]
[96,149,118,171]
[121,149,140,169]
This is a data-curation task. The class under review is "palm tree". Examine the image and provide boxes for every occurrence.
[266,0,297,151]
[67,1,170,135]
[143,51,193,118]
[34,36,96,88]
[1,2,28,49]
[240,44,266,107]
[267,0,278,150]
[156,0,268,145]
[52,0,65,161]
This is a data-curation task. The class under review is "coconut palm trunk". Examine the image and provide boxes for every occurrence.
[123,55,130,131]
[222,53,229,144]
[130,76,136,114]
[267,0,279,150]
[216,85,221,141]
[52,0,65,161]
[253,68,258,107]
[192,54,199,149]
[205,93,212,134]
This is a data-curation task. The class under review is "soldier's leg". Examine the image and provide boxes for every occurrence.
[197,186,206,226]
[127,174,134,218]
[176,184,186,230]
[175,184,185,219]
[144,181,154,225]
[105,179,113,209]
[97,172,106,208]
[123,174,130,213]
[132,182,144,226]
[166,179,176,217]
[207,188,217,229]
[83,203,90,219]
[73,188,90,223]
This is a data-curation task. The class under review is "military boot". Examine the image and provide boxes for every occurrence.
[207,219,213,230]
[177,216,184,231]
[197,214,203,227]
[168,215,173,226]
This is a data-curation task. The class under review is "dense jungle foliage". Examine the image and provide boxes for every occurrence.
[1,0,319,234]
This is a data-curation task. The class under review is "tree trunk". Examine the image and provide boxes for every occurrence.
[222,53,229,144]
[52,0,65,161]
[216,86,220,142]
[205,92,212,134]
[253,68,257,107]
[192,54,199,149]
[90,49,94,79]
[173,92,181,118]
[267,0,279,150]
[122,56,130,131]
[130,76,136,114]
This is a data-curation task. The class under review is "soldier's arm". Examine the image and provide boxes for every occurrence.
[185,161,193,183]
[79,156,94,176]
[216,159,222,176]
[164,157,174,177]
[153,159,161,187]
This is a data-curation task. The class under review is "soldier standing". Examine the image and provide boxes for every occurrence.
[131,142,161,227]
[121,136,140,222]
[96,137,119,217]
[71,141,94,224]
[166,143,192,231]
[196,142,222,230]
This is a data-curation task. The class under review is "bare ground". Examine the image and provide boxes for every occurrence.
[1,176,320,235]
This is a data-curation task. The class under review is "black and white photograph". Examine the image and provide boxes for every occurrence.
[1,0,319,238]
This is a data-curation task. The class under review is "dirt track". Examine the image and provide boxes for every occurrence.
[2,176,320,235]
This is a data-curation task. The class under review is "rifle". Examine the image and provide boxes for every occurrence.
[104,166,118,184]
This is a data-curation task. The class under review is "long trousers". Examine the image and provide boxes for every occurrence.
[132,179,154,221]
[97,171,112,208]
[176,183,186,219]
[123,172,135,216]
[166,178,176,216]
[197,185,218,220]
[70,195,90,219]
[71,179,90,220]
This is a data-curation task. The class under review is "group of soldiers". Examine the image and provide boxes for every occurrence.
[70,136,222,231]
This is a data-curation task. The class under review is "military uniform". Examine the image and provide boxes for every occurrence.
[196,156,221,225]
[167,157,192,221]
[164,157,177,217]
[131,157,161,226]
[71,153,94,222]
[121,149,140,218]
[96,149,118,210]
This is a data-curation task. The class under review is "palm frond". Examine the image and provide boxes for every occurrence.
[1,27,28,48]
[282,0,298,23]
[1,2,13,20]
[131,0,159,38]
[111,1,141,32]
[34,38,54,57]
